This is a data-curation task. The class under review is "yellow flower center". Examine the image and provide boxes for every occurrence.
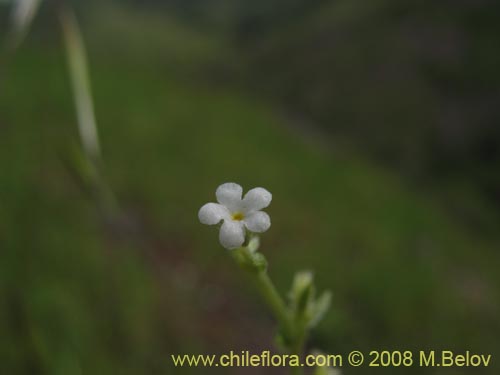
[231,212,244,221]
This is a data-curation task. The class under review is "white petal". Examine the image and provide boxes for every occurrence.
[241,187,272,212]
[219,220,245,249]
[198,203,229,225]
[243,211,271,233]
[216,182,243,211]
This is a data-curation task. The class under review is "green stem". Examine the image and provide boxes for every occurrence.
[232,246,304,375]
[254,271,293,337]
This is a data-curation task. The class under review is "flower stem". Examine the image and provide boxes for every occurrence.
[231,246,305,375]
[255,270,306,375]
[254,270,293,337]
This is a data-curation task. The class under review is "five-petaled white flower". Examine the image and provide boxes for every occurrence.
[198,182,272,249]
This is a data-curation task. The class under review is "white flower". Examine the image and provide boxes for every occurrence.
[198,182,272,249]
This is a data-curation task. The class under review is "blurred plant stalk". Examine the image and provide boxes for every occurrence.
[4,0,116,215]
[6,0,42,50]
[7,0,102,165]
[59,4,101,162]
[57,4,118,216]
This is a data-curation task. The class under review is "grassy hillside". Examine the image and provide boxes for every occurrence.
[240,0,500,223]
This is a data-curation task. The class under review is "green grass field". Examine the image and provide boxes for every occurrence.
[1,5,499,374]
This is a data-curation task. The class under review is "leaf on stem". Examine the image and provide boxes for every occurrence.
[289,271,332,328]
[308,291,332,328]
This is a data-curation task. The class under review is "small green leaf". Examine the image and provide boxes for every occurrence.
[232,247,268,274]
[289,270,315,320]
[309,291,332,328]
[274,329,293,351]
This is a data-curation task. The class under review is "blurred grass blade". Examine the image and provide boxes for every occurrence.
[8,0,42,49]
[59,6,101,161]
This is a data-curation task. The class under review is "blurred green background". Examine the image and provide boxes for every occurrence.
[1,0,499,374]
